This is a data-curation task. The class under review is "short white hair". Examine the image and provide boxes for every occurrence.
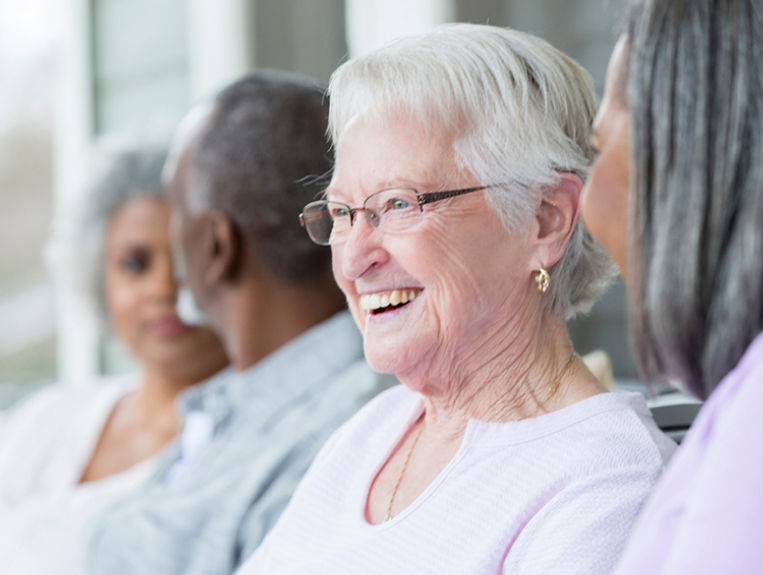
[328,23,615,318]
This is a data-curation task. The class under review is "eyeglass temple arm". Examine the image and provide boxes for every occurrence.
[417,184,500,207]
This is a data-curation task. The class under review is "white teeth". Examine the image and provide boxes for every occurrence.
[360,289,421,311]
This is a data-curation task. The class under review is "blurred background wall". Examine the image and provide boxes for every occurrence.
[0,0,632,407]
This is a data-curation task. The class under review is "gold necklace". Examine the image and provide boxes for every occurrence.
[539,350,577,407]
[384,418,424,522]
[383,351,577,522]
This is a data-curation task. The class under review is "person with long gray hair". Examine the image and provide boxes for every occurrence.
[238,24,675,574]
[582,0,763,572]
[0,143,229,574]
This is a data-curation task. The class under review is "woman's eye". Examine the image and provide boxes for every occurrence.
[386,198,411,211]
[330,206,350,218]
[119,254,149,274]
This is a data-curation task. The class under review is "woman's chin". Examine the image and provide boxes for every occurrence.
[363,344,408,377]
[363,341,431,383]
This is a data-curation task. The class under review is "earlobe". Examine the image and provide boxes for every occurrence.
[534,172,582,265]
[203,211,239,286]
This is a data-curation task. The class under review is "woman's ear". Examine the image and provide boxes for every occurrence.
[533,172,582,267]
[200,210,240,286]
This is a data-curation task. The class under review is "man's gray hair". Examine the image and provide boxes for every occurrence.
[187,70,334,285]
[624,0,763,399]
[328,23,615,319]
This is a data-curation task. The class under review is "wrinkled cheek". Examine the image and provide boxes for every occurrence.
[431,273,500,344]
[424,286,464,341]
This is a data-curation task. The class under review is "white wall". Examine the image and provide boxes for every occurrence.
[345,0,455,57]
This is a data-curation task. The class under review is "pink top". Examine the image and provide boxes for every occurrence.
[239,387,675,574]
[615,332,763,574]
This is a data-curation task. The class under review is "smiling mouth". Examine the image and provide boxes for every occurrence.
[360,289,422,315]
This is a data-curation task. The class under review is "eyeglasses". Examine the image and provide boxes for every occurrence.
[299,184,497,246]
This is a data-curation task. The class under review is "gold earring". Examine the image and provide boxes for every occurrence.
[535,267,550,294]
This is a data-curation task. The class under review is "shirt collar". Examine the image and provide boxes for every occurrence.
[176,310,363,428]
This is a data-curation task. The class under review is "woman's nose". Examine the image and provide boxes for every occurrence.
[350,207,378,229]
[151,253,180,301]
[339,212,388,280]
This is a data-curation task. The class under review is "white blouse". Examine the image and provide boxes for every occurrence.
[0,376,162,575]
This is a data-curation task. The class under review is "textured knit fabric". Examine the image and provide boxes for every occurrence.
[87,311,393,575]
[239,386,676,574]
[614,332,763,574]
[0,376,161,575]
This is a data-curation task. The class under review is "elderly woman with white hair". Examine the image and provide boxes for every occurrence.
[238,24,675,574]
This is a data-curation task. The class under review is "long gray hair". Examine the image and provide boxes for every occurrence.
[624,0,763,399]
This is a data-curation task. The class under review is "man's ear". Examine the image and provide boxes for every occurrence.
[200,210,240,286]
[533,172,582,268]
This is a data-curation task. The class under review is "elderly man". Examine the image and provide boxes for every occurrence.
[87,71,391,574]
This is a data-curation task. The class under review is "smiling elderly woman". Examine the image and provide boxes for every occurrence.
[237,24,675,574]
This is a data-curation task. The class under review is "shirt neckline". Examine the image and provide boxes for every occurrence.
[356,389,649,528]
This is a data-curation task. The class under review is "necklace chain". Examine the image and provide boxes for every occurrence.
[540,350,577,406]
[384,418,424,522]
[383,350,577,522]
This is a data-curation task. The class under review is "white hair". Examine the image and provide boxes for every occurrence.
[328,23,615,318]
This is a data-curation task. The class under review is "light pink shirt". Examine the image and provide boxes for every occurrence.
[239,387,675,574]
[615,332,763,574]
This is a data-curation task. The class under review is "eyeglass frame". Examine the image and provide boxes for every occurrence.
[298,183,502,246]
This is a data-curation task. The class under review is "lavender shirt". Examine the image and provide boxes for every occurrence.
[615,332,763,574]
